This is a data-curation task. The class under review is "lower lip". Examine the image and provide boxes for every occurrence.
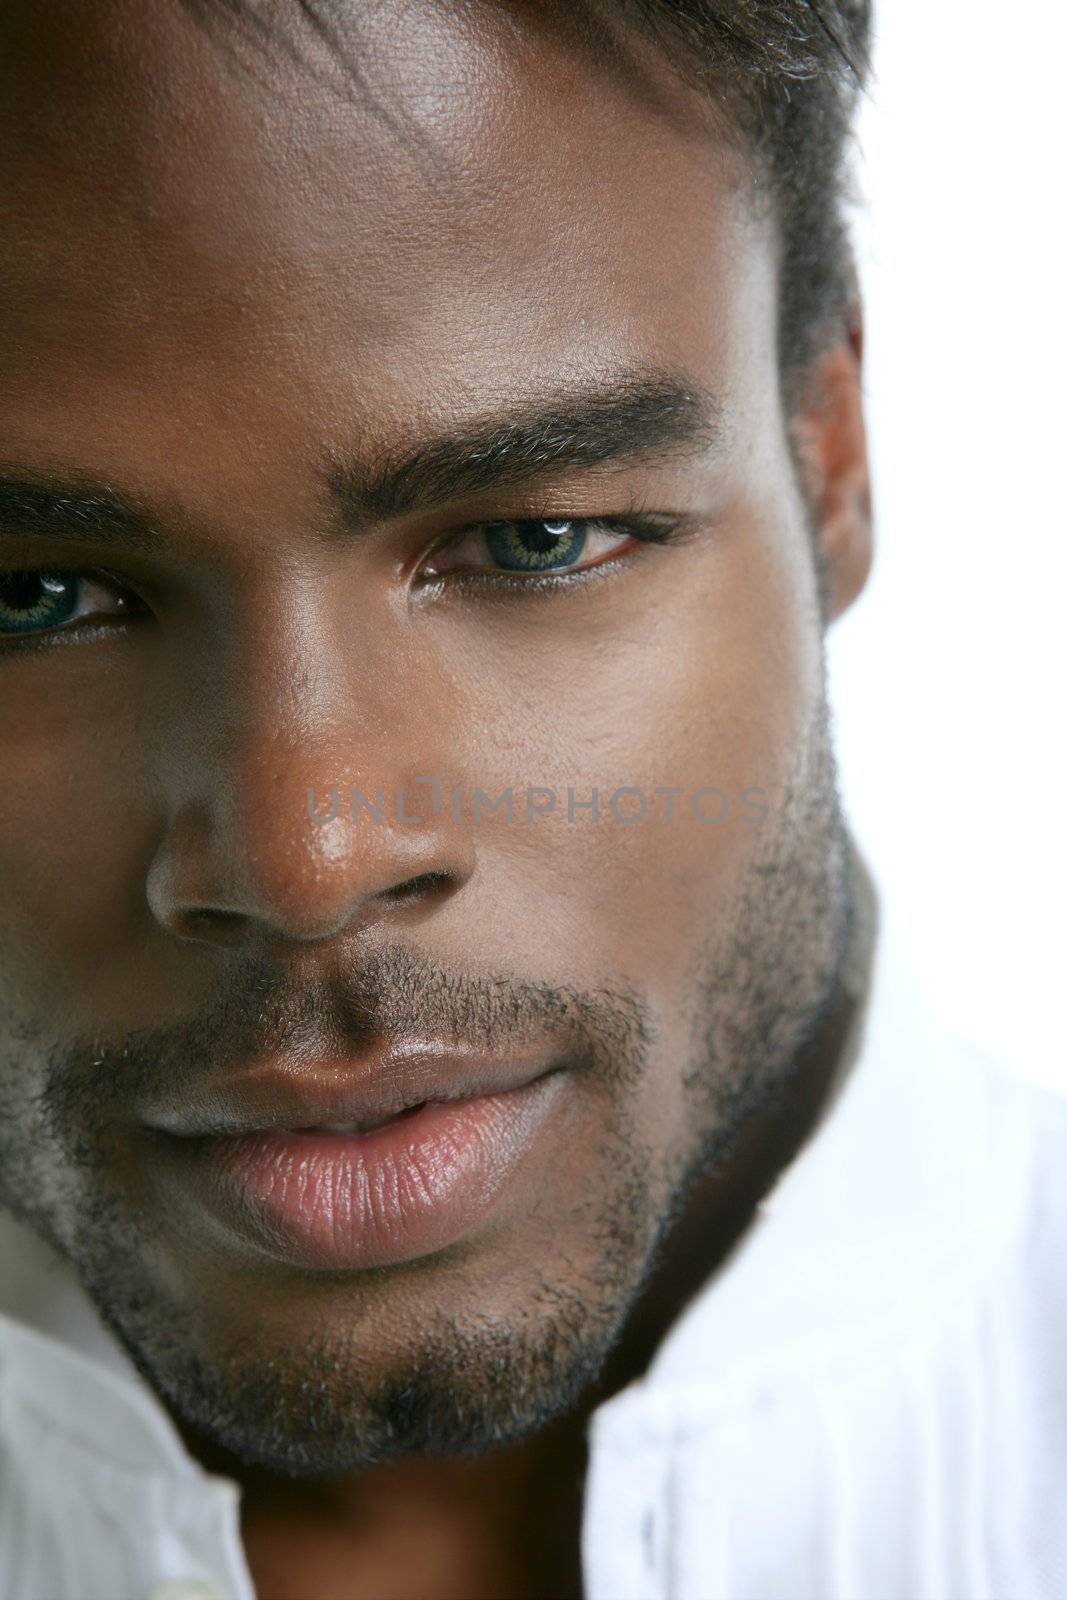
[152,1073,567,1271]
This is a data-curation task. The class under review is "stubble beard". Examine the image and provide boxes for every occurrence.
[0,687,854,1478]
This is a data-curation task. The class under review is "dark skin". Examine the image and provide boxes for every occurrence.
[0,3,871,1596]
[190,972,867,1599]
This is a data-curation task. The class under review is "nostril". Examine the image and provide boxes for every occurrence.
[385,871,453,905]
[182,907,247,937]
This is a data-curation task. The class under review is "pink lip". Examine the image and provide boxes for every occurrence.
[149,1071,568,1270]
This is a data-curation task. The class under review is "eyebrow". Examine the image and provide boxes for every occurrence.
[326,370,725,528]
[0,368,723,555]
[0,474,165,554]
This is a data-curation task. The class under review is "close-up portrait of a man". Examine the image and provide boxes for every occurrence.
[0,3,1064,1598]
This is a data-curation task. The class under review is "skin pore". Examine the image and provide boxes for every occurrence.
[0,3,872,1596]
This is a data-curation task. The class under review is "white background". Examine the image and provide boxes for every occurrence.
[829,1,1067,1091]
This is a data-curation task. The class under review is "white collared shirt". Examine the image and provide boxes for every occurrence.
[2,868,1066,1600]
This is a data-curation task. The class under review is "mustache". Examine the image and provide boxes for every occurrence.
[39,943,653,1117]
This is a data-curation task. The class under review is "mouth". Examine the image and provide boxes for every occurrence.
[139,1050,573,1271]
[141,1044,560,1140]
[284,1103,430,1135]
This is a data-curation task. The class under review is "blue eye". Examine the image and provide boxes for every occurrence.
[484,519,587,571]
[419,511,685,585]
[0,568,144,643]
[0,571,83,634]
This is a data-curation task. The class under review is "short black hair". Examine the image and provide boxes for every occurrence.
[621,2,872,392]
[185,0,872,397]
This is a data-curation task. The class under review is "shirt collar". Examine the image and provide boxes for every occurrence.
[0,1217,209,1479]
[606,841,995,1412]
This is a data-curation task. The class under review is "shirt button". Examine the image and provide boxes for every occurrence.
[147,1581,228,1600]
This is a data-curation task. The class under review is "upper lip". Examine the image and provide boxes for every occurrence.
[140,1045,559,1138]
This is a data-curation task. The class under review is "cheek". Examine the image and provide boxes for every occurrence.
[0,674,164,1028]
[432,489,823,1002]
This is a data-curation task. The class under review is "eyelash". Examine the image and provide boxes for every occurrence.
[0,566,150,657]
[415,510,686,592]
[0,510,687,655]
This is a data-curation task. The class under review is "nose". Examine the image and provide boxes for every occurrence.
[145,634,474,951]
[148,778,469,948]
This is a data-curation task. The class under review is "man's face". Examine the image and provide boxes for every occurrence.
[0,1,859,1472]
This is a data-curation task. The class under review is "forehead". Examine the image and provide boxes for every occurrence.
[0,1,775,493]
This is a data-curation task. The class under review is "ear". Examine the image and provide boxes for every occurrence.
[788,302,873,624]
